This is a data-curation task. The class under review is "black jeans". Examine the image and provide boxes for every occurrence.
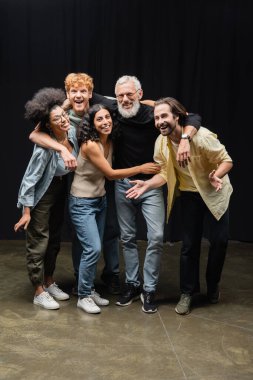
[180,191,229,295]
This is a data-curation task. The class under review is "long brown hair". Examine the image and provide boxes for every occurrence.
[154,97,187,125]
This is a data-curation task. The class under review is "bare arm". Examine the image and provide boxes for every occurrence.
[126,174,166,199]
[183,125,198,141]
[29,127,77,169]
[141,99,155,107]
[141,100,198,166]
[84,141,161,180]
[177,125,198,167]
[177,112,202,166]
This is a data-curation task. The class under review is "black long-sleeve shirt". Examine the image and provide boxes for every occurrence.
[91,93,201,179]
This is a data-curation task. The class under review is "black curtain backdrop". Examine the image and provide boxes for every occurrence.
[0,0,252,241]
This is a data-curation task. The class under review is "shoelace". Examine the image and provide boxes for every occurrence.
[49,284,65,294]
[180,294,191,305]
[85,296,96,304]
[43,292,54,300]
[145,293,154,304]
[53,285,63,293]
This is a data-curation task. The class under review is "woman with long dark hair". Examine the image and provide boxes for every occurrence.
[69,104,160,314]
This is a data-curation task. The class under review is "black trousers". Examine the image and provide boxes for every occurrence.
[180,191,229,295]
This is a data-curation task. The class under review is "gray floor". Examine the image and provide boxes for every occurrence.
[1,240,253,380]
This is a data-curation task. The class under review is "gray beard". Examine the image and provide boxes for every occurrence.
[117,100,140,118]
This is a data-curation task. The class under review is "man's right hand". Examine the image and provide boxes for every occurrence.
[62,98,72,111]
[60,147,77,170]
[29,128,77,170]
[126,180,147,199]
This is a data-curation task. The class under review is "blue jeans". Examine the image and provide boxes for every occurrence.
[71,180,120,282]
[115,179,165,292]
[69,195,107,297]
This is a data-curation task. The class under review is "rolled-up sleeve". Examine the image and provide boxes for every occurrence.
[17,147,51,209]
[153,136,168,182]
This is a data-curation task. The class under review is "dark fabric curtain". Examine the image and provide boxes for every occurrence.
[0,0,252,241]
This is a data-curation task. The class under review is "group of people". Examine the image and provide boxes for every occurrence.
[14,73,233,315]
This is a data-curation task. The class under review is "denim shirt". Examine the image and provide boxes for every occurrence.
[17,125,78,210]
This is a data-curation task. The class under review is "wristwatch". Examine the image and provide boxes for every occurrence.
[181,133,191,142]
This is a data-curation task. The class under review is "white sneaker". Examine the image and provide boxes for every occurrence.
[33,291,60,310]
[91,290,109,306]
[45,283,70,300]
[77,296,101,314]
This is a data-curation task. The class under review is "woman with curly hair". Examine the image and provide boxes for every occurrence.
[14,87,79,310]
[69,104,160,314]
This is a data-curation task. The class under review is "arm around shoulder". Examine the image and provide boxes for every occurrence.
[141,99,155,107]
[29,129,77,169]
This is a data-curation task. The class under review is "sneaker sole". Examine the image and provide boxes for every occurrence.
[33,300,60,310]
[91,299,110,307]
[141,306,157,313]
[48,294,70,301]
[140,294,157,313]
[77,303,101,314]
[175,306,190,315]
[115,295,140,307]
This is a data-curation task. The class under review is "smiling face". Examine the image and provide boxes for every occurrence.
[154,103,179,136]
[64,73,93,116]
[115,80,143,118]
[66,84,92,116]
[93,108,113,136]
[49,106,70,136]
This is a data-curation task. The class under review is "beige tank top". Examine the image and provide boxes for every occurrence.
[70,141,113,198]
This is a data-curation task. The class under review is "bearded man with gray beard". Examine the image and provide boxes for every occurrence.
[94,75,202,313]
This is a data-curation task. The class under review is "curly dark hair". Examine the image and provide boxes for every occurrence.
[24,87,66,130]
[77,104,119,146]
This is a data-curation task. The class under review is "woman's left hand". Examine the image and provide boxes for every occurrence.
[14,214,31,232]
[140,162,161,174]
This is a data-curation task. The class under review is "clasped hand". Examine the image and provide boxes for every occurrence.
[177,138,191,167]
